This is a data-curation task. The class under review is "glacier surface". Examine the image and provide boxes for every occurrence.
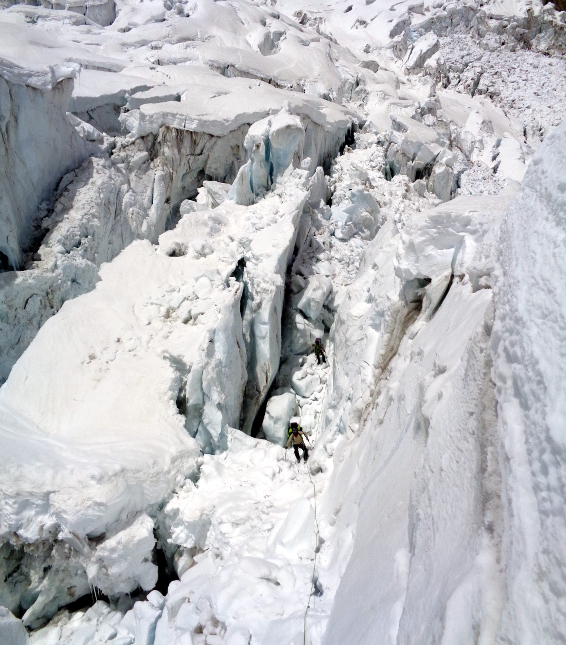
[0,0,565,643]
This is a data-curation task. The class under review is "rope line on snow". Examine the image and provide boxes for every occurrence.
[302,376,327,645]
[303,462,320,645]
[302,222,335,642]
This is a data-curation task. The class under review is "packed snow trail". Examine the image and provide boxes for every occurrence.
[303,462,320,645]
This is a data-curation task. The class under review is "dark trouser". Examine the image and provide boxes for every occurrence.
[294,442,308,462]
[316,353,326,364]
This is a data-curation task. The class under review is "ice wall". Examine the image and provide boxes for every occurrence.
[228,110,305,205]
[318,120,566,644]
[491,118,566,643]
[315,189,513,644]
[0,69,88,269]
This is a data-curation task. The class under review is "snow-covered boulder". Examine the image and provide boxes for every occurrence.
[262,389,297,445]
[405,33,440,73]
[297,275,332,320]
[229,109,304,204]
[0,608,29,645]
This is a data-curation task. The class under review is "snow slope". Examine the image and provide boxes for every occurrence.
[491,119,566,644]
[319,117,566,645]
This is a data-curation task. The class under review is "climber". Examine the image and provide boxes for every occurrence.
[285,422,310,463]
[313,338,326,365]
[286,420,304,440]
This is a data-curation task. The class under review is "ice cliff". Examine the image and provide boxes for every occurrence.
[0,0,565,644]
[0,67,88,270]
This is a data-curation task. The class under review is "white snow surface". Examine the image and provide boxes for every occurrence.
[490,119,566,644]
[0,0,566,643]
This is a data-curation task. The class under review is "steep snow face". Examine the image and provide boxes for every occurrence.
[0,73,88,269]
[491,119,566,643]
[316,193,510,644]
[323,286,496,645]
[317,124,566,644]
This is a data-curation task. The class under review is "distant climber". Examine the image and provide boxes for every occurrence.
[285,422,310,462]
[313,338,326,364]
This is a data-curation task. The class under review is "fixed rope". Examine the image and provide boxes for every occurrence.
[302,375,327,645]
[303,465,320,645]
